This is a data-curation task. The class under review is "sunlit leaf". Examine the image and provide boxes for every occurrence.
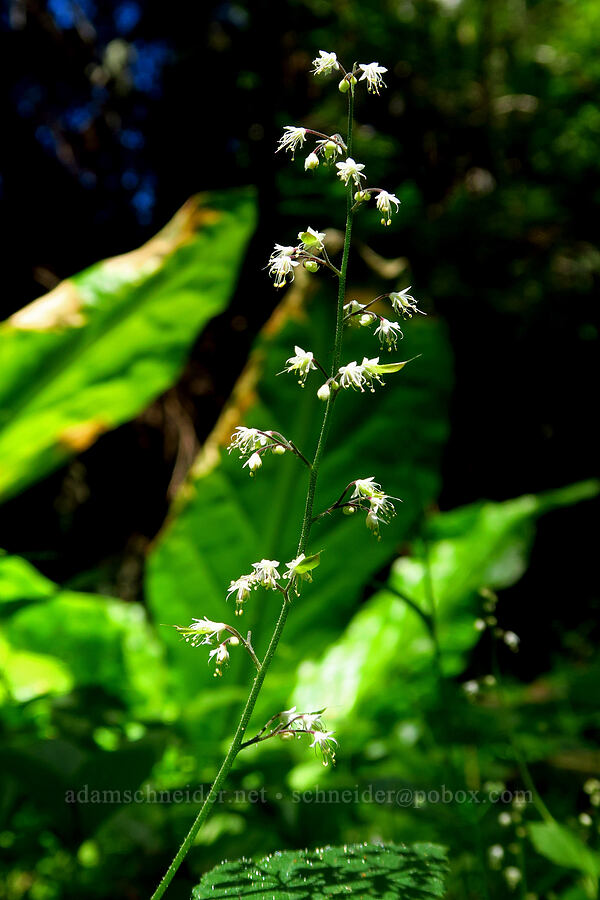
[192,842,448,899]
[529,821,600,879]
[0,188,256,503]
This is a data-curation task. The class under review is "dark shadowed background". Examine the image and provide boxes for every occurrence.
[1,1,599,898]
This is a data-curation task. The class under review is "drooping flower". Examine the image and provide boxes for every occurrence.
[208,642,230,677]
[351,477,382,499]
[243,451,263,475]
[375,190,400,225]
[389,287,423,318]
[268,252,299,288]
[337,360,367,392]
[309,729,338,766]
[276,126,307,157]
[311,50,339,76]
[228,426,268,458]
[374,317,403,350]
[226,574,255,614]
[336,157,366,187]
[358,62,387,94]
[316,138,343,162]
[317,382,331,401]
[252,559,281,590]
[304,151,319,170]
[174,617,229,647]
[365,494,397,538]
[282,346,317,386]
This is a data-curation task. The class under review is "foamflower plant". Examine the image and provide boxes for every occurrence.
[151,50,425,900]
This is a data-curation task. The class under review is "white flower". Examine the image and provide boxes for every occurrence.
[300,711,323,731]
[298,226,325,250]
[336,157,366,187]
[309,729,338,766]
[283,346,317,386]
[338,360,367,392]
[174,617,229,647]
[252,559,281,590]
[283,554,306,579]
[360,356,387,390]
[268,253,299,288]
[243,451,263,474]
[351,477,382,499]
[311,50,339,76]
[269,243,296,263]
[276,126,307,157]
[389,287,423,318]
[228,426,268,458]
[280,706,299,726]
[208,642,230,677]
[504,867,522,890]
[359,62,387,94]
[304,151,319,170]
[227,574,256,614]
[503,631,520,650]
[376,190,400,225]
[374,317,403,350]
[316,138,343,161]
[365,495,397,537]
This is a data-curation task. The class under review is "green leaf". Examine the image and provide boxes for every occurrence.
[0,552,168,715]
[366,358,412,374]
[529,821,600,879]
[146,282,452,722]
[192,842,448,899]
[294,551,322,574]
[0,188,256,503]
[292,482,599,720]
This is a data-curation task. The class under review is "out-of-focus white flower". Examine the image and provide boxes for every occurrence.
[276,126,307,157]
[336,157,366,187]
[504,867,522,890]
[311,50,339,76]
[389,287,423,318]
[503,630,520,650]
[374,317,403,350]
[283,346,317,386]
[252,559,281,589]
[376,190,400,225]
[228,426,268,458]
[463,680,480,696]
[359,62,387,94]
[304,151,319,170]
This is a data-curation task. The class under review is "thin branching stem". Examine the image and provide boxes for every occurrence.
[150,79,357,900]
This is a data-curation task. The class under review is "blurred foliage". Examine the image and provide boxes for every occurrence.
[0,188,256,503]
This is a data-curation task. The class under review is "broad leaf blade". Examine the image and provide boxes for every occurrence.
[0,188,256,503]
[192,842,448,899]
[292,482,599,721]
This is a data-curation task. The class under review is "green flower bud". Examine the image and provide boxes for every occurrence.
[343,505,356,516]
[324,140,338,160]
[303,260,319,273]
[272,444,286,455]
[338,77,350,94]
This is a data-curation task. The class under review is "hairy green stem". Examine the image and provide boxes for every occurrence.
[150,84,356,900]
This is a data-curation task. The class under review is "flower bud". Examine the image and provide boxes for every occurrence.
[317,383,331,402]
[272,444,286,455]
[228,636,240,647]
[323,141,338,160]
[338,77,350,93]
[343,505,355,516]
[304,151,319,171]
[303,259,319,273]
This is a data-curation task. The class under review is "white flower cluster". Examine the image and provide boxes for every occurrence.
[279,706,337,766]
[347,477,399,538]
[227,553,315,615]
[228,426,289,476]
[337,357,387,393]
[173,617,240,677]
[267,227,326,288]
[343,287,423,352]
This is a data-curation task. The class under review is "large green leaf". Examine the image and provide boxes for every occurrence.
[0,188,256,503]
[292,481,599,723]
[146,277,452,726]
[0,552,167,715]
[529,821,600,880]
[192,842,448,899]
